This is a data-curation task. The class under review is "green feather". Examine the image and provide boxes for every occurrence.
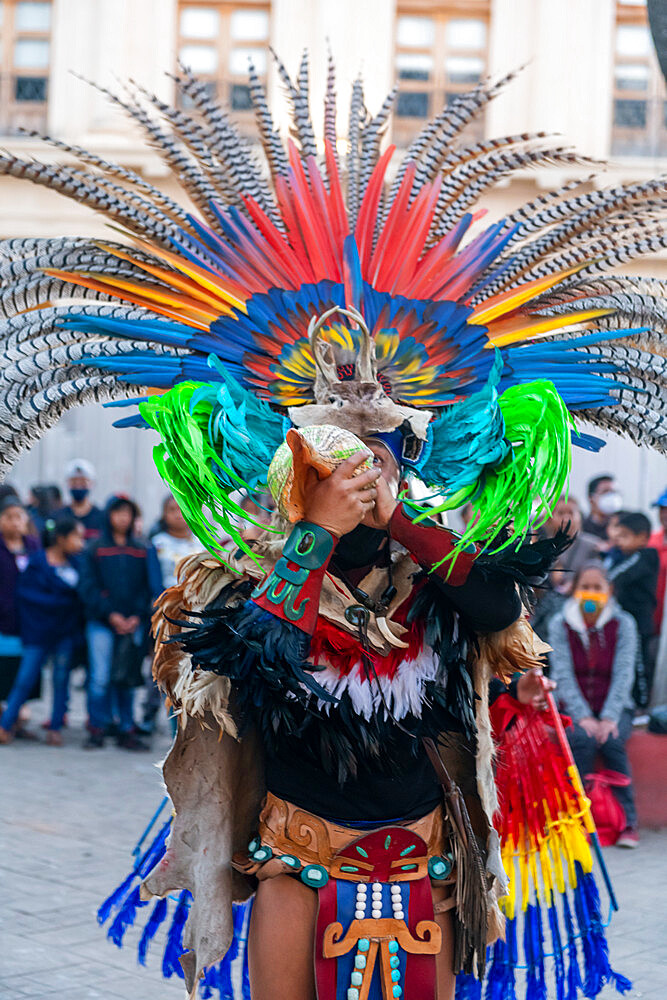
[139,382,277,566]
[413,380,573,567]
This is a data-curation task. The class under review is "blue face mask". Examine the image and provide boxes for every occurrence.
[70,488,89,503]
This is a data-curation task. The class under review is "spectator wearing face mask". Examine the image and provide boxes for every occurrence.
[582,475,623,544]
[60,459,104,541]
[548,562,639,848]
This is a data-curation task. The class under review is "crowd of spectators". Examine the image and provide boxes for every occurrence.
[1,460,665,844]
[529,473,667,848]
[0,459,200,751]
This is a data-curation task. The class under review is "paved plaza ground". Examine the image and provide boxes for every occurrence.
[1,678,666,1000]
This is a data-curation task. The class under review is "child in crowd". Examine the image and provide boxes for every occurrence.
[548,562,639,847]
[605,511,659,705]
[0,515,85,745]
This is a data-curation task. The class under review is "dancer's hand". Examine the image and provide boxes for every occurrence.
[302,452,381,537]
[516,667,554,710]
[361,474,398,530]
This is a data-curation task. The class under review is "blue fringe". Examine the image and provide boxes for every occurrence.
[162,889,190,980]
[572,870,604,997]
[484,915,517,1000]
[561,891,583,1000]
[97,816,172,926]
[138,897,169,966]
[215,899,253,999]
[547,896,566,1000]
[455,969,484,999]
[524,903,547,1000]
[107,884,149,947]
[579,870,632,996]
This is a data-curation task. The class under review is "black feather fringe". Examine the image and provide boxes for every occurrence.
[172,583,474,781]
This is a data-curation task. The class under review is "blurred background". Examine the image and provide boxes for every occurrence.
[1,0,666,524]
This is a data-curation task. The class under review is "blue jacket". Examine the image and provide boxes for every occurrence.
[16,550,84,646]
[0,534,41,636]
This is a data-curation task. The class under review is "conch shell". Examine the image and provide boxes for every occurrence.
[267,424,373,522]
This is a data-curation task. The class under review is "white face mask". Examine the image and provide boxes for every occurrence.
[597,491,622,516]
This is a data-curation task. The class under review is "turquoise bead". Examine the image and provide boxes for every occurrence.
[358,938,370,952]
[428,855,453,879]
[280,854,301,870]
[393,987,402,998]
[388,941,399,954]
[248,836,260,852]
[391,970,401,982]
[351,971,363,986]
[347,990,360,1000]
[390,956,399,969]
[300,864,329,888]
[252,845,273,862]
[355,955,367,969]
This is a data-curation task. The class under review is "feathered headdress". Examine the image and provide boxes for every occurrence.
[1,56,665,560]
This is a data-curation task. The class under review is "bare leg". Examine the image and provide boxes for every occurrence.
[433,886,456,1000]
[249,875,318,1000]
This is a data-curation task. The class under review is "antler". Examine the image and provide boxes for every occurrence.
[307,305,376,390]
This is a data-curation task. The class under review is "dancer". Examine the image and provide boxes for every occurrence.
[1,57,665,1000]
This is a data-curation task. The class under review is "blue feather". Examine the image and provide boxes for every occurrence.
[97,817,171,925]
[107,884,149,947]
[162,890,190,980]
[561,891,583,1000]
[547,895,566,1000]
[137,897,168,966]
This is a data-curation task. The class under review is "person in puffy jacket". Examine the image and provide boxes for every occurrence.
[0,515,84,745]
[79,495,161,750]
[548,561,639,848]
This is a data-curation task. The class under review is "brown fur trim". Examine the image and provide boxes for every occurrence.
[476,612,550,684]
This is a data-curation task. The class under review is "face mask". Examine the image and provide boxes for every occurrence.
[70,488,89,503]
[575,589,609,615]
[597,491,622,516]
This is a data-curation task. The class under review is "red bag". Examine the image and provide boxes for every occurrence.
[584,769,631,846]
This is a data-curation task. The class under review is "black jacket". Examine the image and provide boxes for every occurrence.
[79,530,161,624]
[607,547,659,637]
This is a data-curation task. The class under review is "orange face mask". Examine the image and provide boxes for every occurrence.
[575,589,609,615]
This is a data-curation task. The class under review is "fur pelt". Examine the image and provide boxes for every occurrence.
[141,713,264,997]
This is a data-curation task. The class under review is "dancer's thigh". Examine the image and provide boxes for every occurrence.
[249,875,318,1000]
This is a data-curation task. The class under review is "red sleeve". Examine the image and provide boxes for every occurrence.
[389,503,476,587]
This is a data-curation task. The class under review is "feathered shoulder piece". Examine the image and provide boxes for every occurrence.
[1,56,665,561]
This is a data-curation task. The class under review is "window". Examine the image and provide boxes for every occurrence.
[394,1,489,146]
[612,1,667,156]
[177,2,270,123]
[0,0,51,133]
